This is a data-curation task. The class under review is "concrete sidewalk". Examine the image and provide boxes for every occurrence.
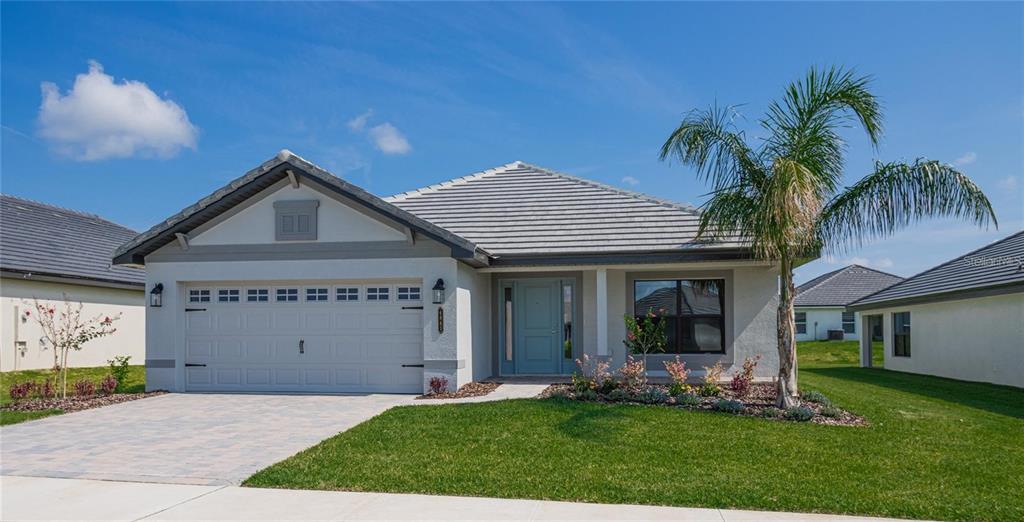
[0,476,918,521]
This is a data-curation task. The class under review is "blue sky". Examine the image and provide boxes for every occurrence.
[2,2,1021,283]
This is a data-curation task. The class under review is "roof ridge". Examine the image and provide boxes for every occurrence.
[852,228,1024,305]
[796,265,848,293]
[846,263,903,280]
[1,193,136,232]
[513,161,702,215]
[385,162,521,202]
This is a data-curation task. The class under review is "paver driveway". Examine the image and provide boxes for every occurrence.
[0,393,414,485]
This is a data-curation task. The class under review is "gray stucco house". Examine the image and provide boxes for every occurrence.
[113,151,780,394]
[794,265,903,342]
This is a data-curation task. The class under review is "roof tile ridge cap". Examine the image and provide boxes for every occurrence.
[796,266,849,294]
[851,229,1024,305]
[385,162,519,202]
[513,161,701,215]
[114,152,287,257]
[847,263,904,280]
[0,193,123,226]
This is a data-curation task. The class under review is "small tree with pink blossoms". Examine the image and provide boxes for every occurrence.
[623,308,668,374]
[663,356,691,395]
[22,294,121,398]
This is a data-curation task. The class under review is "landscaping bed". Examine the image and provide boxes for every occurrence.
[416,381,500,400]
[1,391,165,415]
[539,381,865,426]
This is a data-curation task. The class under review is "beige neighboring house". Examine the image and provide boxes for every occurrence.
[1,195,146,371]
[113,151,782,395]
[850,230,1024,388]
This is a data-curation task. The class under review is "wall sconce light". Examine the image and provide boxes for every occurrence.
[150,283,164,307]
[432,278,446,304]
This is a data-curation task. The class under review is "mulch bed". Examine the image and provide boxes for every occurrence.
[2,391,166,414]
[540,382,866,426]
[416,381,501,400]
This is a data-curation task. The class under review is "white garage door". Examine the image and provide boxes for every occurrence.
[183,281,424,393]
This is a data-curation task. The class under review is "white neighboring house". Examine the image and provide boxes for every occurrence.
[1,195,146,371]
[794,265,903,342]
[113,151,785,395]
[850,231,1024,388]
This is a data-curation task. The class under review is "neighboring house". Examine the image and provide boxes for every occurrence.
[1,195,146,371]
[113,151,781,394]
[794,265,903,342]
[849,231,1024,388]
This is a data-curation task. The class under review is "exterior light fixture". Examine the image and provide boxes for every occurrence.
[150,283,164,307]
[432,278,446,304]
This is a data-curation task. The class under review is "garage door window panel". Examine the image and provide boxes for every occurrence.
[189,289,211,303]
[247,289,269,302]
[397,286,421,301]
[276,288,299,302]
[336,287,359,301]
[367,287,390,301]
[306,288,329,302]
[218,289,240,303]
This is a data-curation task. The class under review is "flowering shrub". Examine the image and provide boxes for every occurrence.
[74,379,96,397]
[663,356,691,395]
[38,379,55,399]
[8,382,34,401]
[100,375,118,395]
[729,355,761,398]
[618,355,647,392]
[573,354,613,393]
[623,309,667,366]
[428,376,449,394]
[699,362,724,397]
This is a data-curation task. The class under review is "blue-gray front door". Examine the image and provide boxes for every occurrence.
[514,279,562,374]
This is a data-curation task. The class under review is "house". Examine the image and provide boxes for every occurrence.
[1,195,146,371]
[794,265,903,342]
[849,230,1024,388]
[113,151,781,394]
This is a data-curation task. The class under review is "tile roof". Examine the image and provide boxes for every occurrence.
[852,230,1024,308]
[794,265,903,307]
[1,195,144,286]
[387,161,746,257]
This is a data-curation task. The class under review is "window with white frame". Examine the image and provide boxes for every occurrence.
[336,287,359,301]
[276,288,299,302]
[842,311,856,334]
[247,289,269,302]
[795,312,807,334]
[366,287,390,301]
[188,289,211,303]
[397,286,421,301]
[218,289,240,303]
[306,287,329,302]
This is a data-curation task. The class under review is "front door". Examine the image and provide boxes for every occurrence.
[513,279,563,374]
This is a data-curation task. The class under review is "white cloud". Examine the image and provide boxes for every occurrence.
[347,109,374,132]
[368,123,411,155]
[997,175,1018,191]
[953,151,977,167]
[37,61,197,161]
[621,176,639,186]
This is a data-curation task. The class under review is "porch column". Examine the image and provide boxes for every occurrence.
[596,268,608,356]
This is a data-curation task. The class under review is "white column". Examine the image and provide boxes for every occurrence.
[596,268,608,356]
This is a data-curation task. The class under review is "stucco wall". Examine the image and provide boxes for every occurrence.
[1,278,145,371]
[457,263,492,383]
[795,307,859,341]
[865,292,1023,388]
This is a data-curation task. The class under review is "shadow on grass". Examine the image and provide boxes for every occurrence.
[805,366,1024,420]
[550,400,629,442]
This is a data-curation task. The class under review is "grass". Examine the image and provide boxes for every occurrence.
[0,365,145,426]
[245,341,1024,521]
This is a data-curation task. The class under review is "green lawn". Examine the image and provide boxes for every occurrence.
[0,365,145,426]
[245,341,1024,521]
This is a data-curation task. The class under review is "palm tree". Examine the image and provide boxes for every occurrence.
[660,66,996,407]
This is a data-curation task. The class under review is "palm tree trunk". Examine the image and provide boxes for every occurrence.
[775,256,799,408]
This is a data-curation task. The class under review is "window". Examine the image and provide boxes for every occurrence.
[397,286,421,301]
[366,287,389,301]
[633,279,725,353]
[893,312,911,357]
[842,311,856,334]
[562,283,573,359]
[188,289,210,303]
[795,312,807,334]
[217,289,240,303]
[336,287,359,301]
[305,288,329,302]
[276,288,298,302]
[274,200,319,241]
[247,289,269,302]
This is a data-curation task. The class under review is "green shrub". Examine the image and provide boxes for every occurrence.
[547,387,572,400]
[801,390,832,406]
[820,405,842,418]
[699,383,721,397]
[636,387,669,404]
[714,399,744,414]
[606,388,632,402]
[784,406,815,422]
[107,355,132,392]
[675,392,701,407]
[577,389,599,401]
[762,407,782,418]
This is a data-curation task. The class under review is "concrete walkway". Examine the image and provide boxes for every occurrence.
[0,476,917,521]
[424,382,549,404]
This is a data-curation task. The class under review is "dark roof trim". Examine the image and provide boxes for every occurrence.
[113,151,487,267]
[2,269,145,291]
[849,280,1024,311]
[490,249,755,267]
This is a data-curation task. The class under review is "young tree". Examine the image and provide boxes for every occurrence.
[23,295,121,398]
[660,66,995,407]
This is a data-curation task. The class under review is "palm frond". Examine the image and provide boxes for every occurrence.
[817,159,997,254]
[660,105,766,191]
